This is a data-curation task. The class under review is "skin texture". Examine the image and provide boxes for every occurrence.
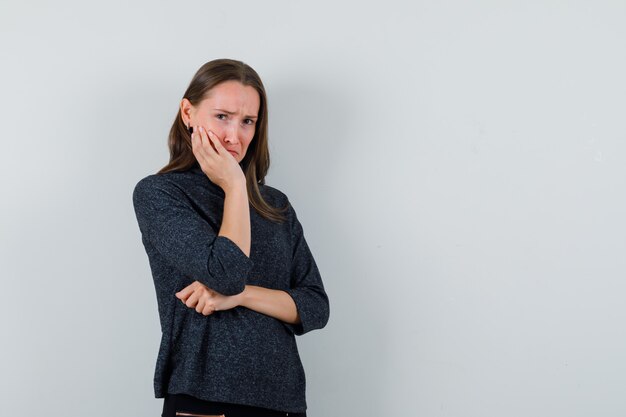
[175,81,301,325]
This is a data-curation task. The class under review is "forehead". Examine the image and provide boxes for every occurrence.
[200,80,260,115]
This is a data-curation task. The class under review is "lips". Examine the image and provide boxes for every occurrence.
[227,150,238,156]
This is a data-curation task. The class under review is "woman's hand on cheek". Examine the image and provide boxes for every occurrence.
[191,126,245,192]
[175,280,243,316]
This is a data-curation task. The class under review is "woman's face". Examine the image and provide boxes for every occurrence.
[181,80,260,163]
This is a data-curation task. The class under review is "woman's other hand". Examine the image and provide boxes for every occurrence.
[175,280,242,316]
[191,126,246,193]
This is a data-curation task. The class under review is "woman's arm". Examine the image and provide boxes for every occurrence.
[176,282,300,324]
[219,183,250,257]
[132,179,253,296]
[239,285,301,324]
[195,127,251,257]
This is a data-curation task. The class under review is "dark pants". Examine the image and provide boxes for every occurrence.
[162,393,307,417]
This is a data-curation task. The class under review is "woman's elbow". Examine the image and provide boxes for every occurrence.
[321,299,330,328]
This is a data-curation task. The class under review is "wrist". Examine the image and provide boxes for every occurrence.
[223,178,247,195]
[236,285,249,307]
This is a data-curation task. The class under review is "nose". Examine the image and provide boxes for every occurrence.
[223,123,241,145]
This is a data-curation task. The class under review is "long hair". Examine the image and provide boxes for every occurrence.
[158,58,288,223]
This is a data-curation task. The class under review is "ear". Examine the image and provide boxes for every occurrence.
[180,98,194,127]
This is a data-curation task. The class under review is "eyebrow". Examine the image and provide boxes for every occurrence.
[213,108,258,119]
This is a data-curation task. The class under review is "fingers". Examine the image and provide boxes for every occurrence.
[206,129,225,154]
[202,302,215,316]
[185,289,201,308]
[190,127,205,164]
[194,126,219,155]
[197,298,217,316]
[198,126,227,155]
[204,128,220,154]
[175,282,196,301]
[194,293,217,316]
[176,281,219,315]
[191,126,213,161]
[195,297,205,313]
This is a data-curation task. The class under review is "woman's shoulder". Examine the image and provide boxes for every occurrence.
[134,171,181,193]
[259,182,291,209]
[133,168,207,204]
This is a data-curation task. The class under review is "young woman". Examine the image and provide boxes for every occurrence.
[132,59,330,417]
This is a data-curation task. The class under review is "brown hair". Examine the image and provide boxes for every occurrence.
[157,58,288,223]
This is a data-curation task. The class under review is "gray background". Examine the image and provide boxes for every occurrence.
[1,1,625,416]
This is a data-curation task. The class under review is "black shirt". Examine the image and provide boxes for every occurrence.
[132,164,330,413]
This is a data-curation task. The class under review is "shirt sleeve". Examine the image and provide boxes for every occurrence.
[132,176,253,295]
[282,202,330,336]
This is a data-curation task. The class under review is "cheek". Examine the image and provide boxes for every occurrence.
[244,132,255,147]
[203,120,223,135]
[240,134,254,154]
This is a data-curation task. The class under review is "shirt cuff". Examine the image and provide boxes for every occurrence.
[209,235,253,295]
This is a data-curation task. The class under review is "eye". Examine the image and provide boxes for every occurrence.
[216,114,227,120]
[243,118,255,125]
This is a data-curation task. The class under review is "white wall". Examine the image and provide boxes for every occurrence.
[1,1,625,416]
